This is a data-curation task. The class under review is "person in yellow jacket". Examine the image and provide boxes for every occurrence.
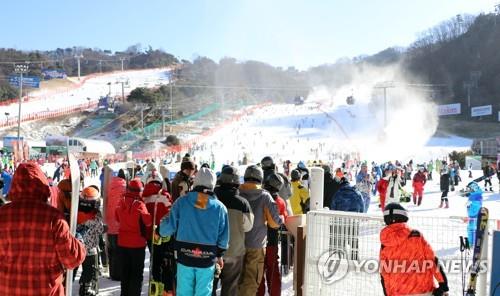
[290,169,309,214]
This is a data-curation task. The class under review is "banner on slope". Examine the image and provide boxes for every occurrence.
[42,69,67,80]
[437,103,461,116]
[471,105,492,117]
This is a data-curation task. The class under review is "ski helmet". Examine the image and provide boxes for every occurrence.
[291,169,301,181]
[264,173,284,193]
[79,186,100,212]
[383,203,409,225]
[244,165,263,183]
[261,156,275,170]
[467,181,483,193]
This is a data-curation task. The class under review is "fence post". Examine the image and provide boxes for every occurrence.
[297,225,306,296]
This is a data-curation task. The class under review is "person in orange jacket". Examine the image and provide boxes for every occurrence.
[380,203,449,296]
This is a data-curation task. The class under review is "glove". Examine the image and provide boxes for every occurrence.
[432,282,449,296]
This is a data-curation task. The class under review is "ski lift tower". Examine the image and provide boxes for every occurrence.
[373,81,395,129]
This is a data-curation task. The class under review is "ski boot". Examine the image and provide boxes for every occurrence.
[444,200,449,208]
[439,200,444,208]
[417,197,422,206]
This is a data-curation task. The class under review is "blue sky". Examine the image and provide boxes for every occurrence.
[0,0,496,69]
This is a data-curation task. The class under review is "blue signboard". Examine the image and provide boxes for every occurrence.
[42,69,67,80]
[9,75,40,88]
[3,136,24,148]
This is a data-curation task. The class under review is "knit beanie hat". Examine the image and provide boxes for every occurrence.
[244,165,263,183]
[193,167,216,191]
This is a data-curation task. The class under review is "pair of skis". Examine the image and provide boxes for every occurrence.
[462,207,489,296]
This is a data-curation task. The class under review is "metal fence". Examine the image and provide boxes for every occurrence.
[304,210,496,296]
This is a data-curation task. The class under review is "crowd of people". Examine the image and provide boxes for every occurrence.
[0,153,499,296]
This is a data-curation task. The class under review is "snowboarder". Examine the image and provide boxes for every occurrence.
[380,203,449,296]
[159,168,229,296]
[412,167,427,206]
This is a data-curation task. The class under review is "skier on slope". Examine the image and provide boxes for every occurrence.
[439,161,450,208]
[412,167,427,206]
[462,181,483,246]
[355,163,373,212]
[0,163,86,296]
[380,203,449,296]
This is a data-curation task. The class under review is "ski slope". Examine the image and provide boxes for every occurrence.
[0,68,171,122]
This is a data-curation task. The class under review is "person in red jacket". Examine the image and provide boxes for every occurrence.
[0,162,86,296]
[380,203,449,296]
[412,167,427,206]
[143,180,173,295]
[377,168,392,211]
[115,178,152,296]
[258,173,287,296]
[106,169,127,281]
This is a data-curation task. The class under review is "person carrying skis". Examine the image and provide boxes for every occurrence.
[115,178,152,296]
[380,203,449,296]
[143,180,174,296]
[212,166,254,296]
[76,186,105,296]
[159,167,229,296]
[258,173,288,296]
[412,167,427,206]
[0,162,86,296]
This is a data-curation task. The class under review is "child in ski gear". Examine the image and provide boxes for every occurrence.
[380,203,449,296]
[258,173,288,296]
[0,163,86,296]
[160,167,229,296]
[463,182,483,246]
[290,169,309,214]
[77,186,105,296]
[412,167,427,206]
[440,161,450,208]
[238,165,282,296]
[105,169,127,281]
[115,178,152,296]
[212,166,254,296]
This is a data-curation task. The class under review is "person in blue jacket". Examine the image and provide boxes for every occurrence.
[159,167,229,296]
[1,168,12,199]
[329,177,365,260]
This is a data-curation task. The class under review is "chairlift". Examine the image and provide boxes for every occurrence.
[346,96,355,105]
